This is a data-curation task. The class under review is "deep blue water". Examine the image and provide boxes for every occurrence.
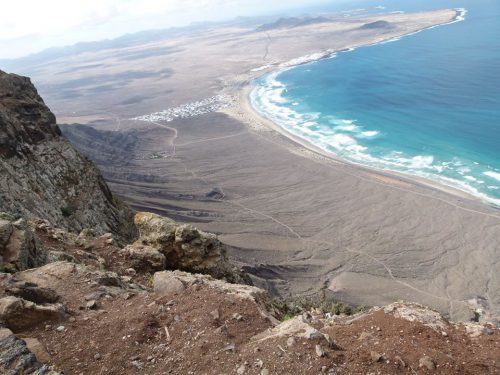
[251,0,500,206]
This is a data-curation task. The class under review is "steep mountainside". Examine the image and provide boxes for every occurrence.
[0,70,136,241]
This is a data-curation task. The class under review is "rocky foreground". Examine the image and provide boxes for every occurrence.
[0,70,498,374]
[0,212,499,374]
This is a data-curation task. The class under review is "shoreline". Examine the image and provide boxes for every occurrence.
[227,8,500,212]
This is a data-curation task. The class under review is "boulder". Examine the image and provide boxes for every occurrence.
[5,283,60,304]
[251,315,327,343]
[384,301,448,331]
[123,244,166,272]
[134,212,222,271]
[23,337,51,363]
[153,271,265,301]
[0,296,65,332]
[134,212,177,245]
[153,272,186,296]
[0,217,47,272]
[133,212,247,282]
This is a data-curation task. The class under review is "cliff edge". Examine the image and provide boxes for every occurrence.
[0,70,136,241]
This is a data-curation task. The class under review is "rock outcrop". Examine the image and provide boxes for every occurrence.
[153,270,265,301]
[0,70,136,241]
[0,296,65,332]
[127,212,247,282]
[0,215,47,272]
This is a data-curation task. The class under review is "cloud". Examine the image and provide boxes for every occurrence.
[0,0,330,59]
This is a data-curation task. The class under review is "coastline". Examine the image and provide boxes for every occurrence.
[227,8,500,212]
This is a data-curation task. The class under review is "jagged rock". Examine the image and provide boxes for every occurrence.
[133,212,248,282]
[134,212,177,243]
[0,216,47,272]
[153,271,265,301]
[464,323,490,337]
[0,70,137,242]
[134,212,222,271]
[0,335,62,374]
[2,262,137,306]
[123,244,166,272]
[251,315,327,343]
[383,301,448,331]
[7,261,79,289]
[0,296,65,332]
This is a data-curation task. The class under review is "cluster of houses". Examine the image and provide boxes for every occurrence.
[133,94,232,123]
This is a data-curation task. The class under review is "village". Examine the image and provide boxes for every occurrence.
[133,94,232,123]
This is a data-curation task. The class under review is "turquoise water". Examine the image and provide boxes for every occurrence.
[251,1,500,206]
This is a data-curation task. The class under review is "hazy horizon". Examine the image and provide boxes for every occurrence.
[0,0,351,60]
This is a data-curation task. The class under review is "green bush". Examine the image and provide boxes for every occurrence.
[61,205,75,217]
[270,291,366,321]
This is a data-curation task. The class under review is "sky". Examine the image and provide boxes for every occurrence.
[0,0,338,59]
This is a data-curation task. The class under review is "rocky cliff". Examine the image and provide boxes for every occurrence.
[0,70,136,241]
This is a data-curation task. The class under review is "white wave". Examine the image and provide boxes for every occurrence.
[457,166,471,175]
[251,64,273,72]
[464,175,477,182]
[333,134,356,146]
[360,130,379,137]
[336,125,359,132]
[484,171,500,182]
[281,52,334,68]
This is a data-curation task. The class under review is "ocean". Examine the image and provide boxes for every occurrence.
[251,0,500,206]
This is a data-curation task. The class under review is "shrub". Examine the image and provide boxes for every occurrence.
[61,205,75,217]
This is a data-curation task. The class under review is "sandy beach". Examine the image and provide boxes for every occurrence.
[14,7,499,323]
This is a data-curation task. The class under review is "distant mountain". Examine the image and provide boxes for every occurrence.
[256,16,332,32]
[0,24,210,73]
[0,15,283,74]
[359,20,394,30]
